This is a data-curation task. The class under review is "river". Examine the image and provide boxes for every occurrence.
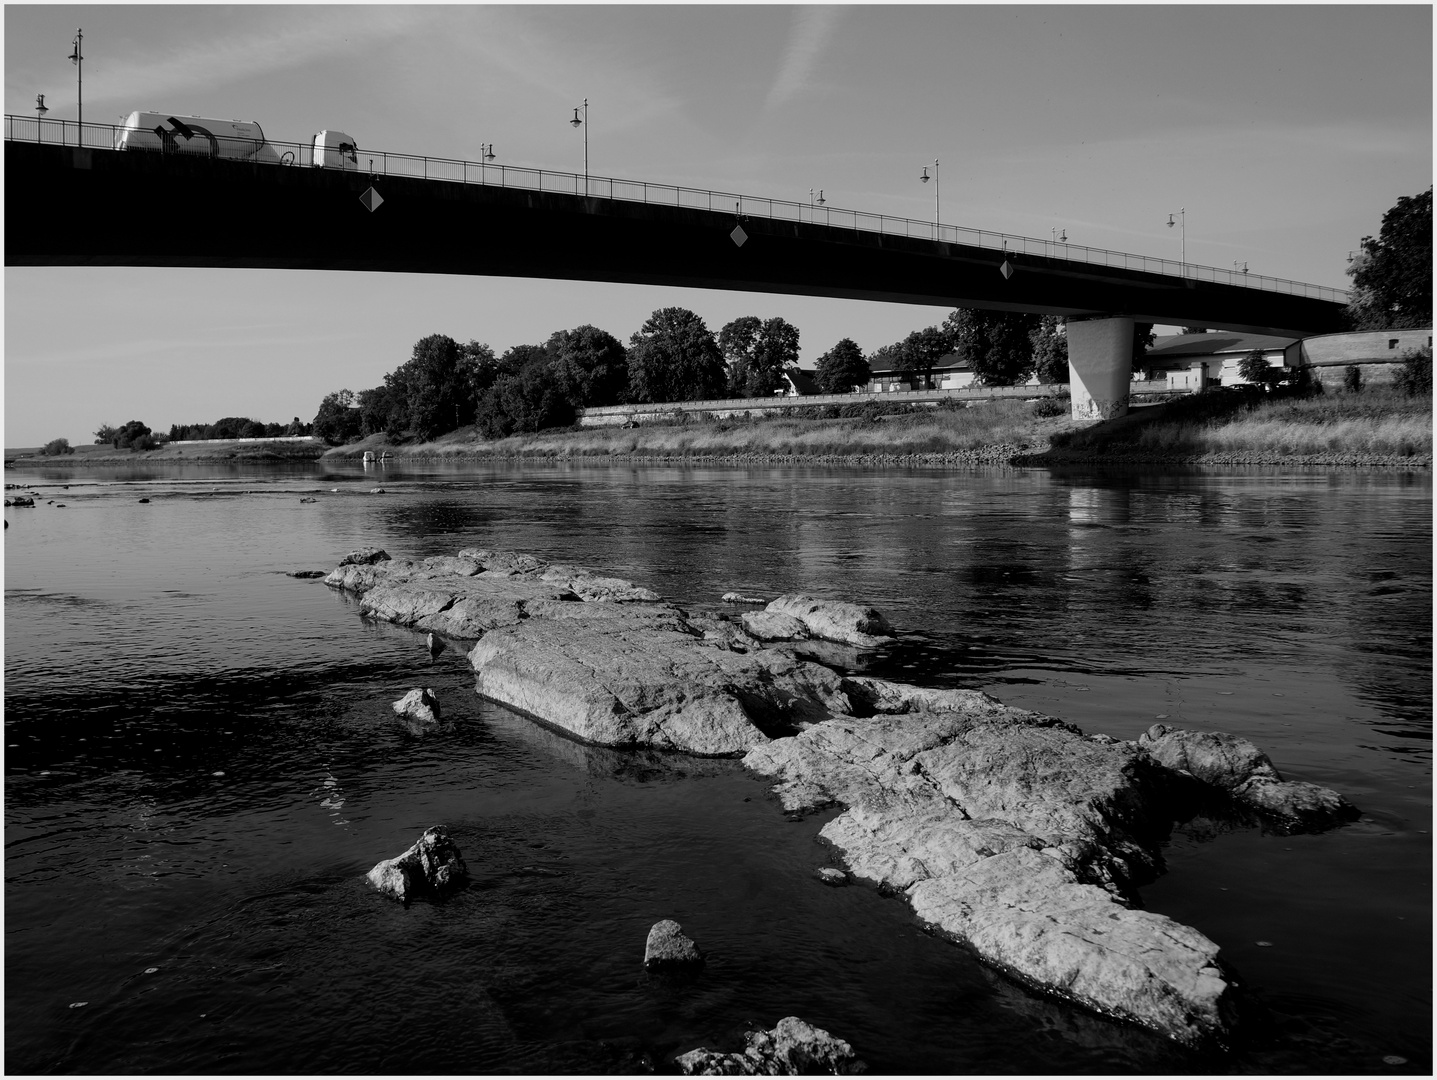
[4,459,1430,1074]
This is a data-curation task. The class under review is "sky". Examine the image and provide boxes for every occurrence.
[3,3,1432,448]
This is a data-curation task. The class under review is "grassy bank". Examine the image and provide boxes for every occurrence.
[5,438,327,466]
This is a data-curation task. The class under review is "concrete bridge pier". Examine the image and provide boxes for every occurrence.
[1067,316,1134,421]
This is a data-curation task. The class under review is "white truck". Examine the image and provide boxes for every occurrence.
[312,130,360,170]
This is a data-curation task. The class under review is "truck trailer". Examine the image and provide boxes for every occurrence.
[114,111,283,165]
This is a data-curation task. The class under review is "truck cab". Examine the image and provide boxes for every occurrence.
[312,130,359,170]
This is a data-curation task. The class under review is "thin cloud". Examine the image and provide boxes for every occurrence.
[763,6,843,113]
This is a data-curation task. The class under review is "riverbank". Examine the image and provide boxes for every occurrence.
[9,387,1430,470]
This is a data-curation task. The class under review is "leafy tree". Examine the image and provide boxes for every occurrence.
[284,417,308,436]
[42,437,73,456]
[627,307,726,403]
[94,423,119,446]
[718,316,763,395]
[357,385,401,438]
[1132,322,1156,372]
[1029,316,1069,384]
[114,420,153,450]
[867,342,904,373]
[944,309,1037,386]
[814,338,870,393]
[547,325,628,408]
[482,359,575,437]
[1238,349,1284,389]
[312,389,362,445]
[385,334,485,440]
[1346,187,1432,330]
[1394,348,1432,397]
[718,316,801,397]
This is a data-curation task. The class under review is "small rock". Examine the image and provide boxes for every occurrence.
[393,688,441,725]
[367,825,468,902]
[68,1002,88,1009]
[339,547,390,566]
[370,487,386,494]
[1384,1055,1409,1065]
[676,1016,863,1075]
[288,570,327,579]
[815,867,848,887]
[138,497,150,504]
[644,919,703,968]
[722,592,768,604]
[426,632,446,661]
[299,496,317,504]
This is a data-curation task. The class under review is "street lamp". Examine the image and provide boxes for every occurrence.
[569,98,587,189]
[1166,207,1186,274]
[68,28,83,129]
[1233,261,1248,275]
[919,159,939,227]
[35,94,48,118]
[480,143,495,162]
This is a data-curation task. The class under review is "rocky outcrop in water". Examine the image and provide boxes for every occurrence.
[393,687,442,725]
[644,919,704,968]
[675,1017,864,1075]
[367,826,468,902]
[326,547,1358,1046]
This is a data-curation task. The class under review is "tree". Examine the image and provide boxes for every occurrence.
[1347,187,1432,330]
[1029,316,1069,384]
[312,389,362,445]
[627,307,726,403]
[944,309,1037,386]
[94,423,119,446]
[357,385,401,438]
[479,358,575,437]
[385,334,485,440]
[716,316,800,397]
[718,315,763,395]
[547,325,629,408]
[1132,322,1156,374]
[42,438,73,456]
[814,338,870,393]
[114,420,154,450]
[1239,349,1276,389]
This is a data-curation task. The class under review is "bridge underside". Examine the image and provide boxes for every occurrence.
[7,143,1347,422]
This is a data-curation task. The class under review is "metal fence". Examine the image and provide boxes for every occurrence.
[6,113,1349,304]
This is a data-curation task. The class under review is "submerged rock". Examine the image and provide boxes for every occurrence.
[676,1016,864,1075]
[744,595,895,648]
[393,687,442,725]
[722,592,769,605]
[1138,724,1358,832]
[367,826,467,902]
[644,919,704,968]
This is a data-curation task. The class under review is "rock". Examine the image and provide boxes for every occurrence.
[676,1017,863,1075]
[644,919,703,968]
[426,632,446,660]
[761,595,895,648]
[138,497,150,503]
[6,497,34,508]
[366,826,467,902]
[339,547,390,566]
[393,687,441,724]
[743,698,1235,1045]
[288,570,327,579]
[815,867,848,887]
[370,487,385,494]
[722,592,768,604]
[299,496,317,504]
[467,618,849,755]
[1138,724,1358,831]
[740,611,810,642]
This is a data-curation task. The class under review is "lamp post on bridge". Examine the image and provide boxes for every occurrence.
[569,98,588,192]
[1166,206,1185,276]
[68,28,83,130]
[920,159,939,228]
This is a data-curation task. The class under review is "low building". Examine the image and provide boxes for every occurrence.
[1284,327,1432,387]
[866,353,976,393]
[777,367,822,397]
[1143,332,1298,391]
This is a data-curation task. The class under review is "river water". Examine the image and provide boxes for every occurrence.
[4,459,1430,1074]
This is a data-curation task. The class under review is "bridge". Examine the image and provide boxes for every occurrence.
[4,115,1349,420]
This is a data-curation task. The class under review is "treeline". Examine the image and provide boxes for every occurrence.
[311,310,886,446]
[166,416,312,442]
[309,305,1089,447]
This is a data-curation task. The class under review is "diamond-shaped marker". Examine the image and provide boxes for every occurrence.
[1000,259,1015,279]
[360,186,384,213]
[730,224,748,248]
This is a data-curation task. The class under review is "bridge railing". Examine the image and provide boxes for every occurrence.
[5,113,1348,304]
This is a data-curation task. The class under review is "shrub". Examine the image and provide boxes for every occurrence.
[42,437,73,456]
[1033,395,1070,419]
[1394,348,1432,397]
[1343,365,1363,393]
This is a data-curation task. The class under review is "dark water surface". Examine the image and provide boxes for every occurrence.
[5,460,1430,1074]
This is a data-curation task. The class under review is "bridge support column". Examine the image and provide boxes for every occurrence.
[1067,317,1133,421]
